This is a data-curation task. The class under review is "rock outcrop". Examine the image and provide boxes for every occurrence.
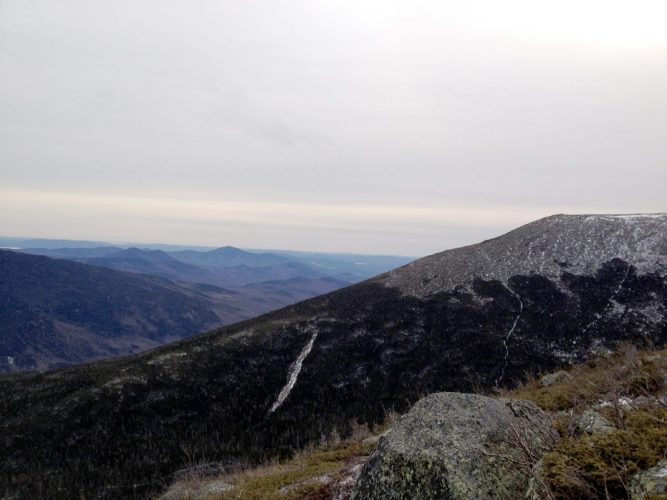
[539,370,573,387]
[574,409,615,435]
[352,392,557,500]
[629,460,667,499]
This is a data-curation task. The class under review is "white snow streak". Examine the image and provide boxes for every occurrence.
[268,330,318,415]
[495,284,523,388]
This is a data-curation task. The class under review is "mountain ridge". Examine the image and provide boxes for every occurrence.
[1,213,665,498]
[19,244,411,287]
[381,213,667,296]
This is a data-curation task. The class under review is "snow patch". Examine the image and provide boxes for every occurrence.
[147,351,187,365]
[268,330,318,415]
[598,213,667,220]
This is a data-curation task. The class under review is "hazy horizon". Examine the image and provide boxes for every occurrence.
[0,232,420,257]
[5,210,667,258]
[2,1,666,254]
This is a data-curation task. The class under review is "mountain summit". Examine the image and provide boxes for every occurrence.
[382,213,666,296]
[1,214,665,498]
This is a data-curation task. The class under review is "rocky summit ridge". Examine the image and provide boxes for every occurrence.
[382,213,667,297]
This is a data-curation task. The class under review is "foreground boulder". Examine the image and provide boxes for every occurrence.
[352,392,556,500]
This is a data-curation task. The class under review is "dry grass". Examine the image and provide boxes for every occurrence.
[170,419,387,500]
[215,440,373,500]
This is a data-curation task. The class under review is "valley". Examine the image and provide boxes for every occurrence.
[0,245,409,372]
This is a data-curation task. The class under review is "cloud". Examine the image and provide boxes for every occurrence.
[1,1,665,253]
[0,187,648,255]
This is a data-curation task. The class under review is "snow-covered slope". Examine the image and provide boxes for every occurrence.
[382,214,667,297]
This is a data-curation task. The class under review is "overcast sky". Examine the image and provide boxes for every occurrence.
[1,1,665,255]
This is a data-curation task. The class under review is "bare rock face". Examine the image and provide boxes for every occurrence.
[352,392,557,500]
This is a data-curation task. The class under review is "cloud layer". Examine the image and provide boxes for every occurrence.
[1,1,665,254]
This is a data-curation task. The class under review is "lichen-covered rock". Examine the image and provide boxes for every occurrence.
[540,370,573,387]
[629,460,667,499]
[525,458,552,500]
[352,392,557,500]
[574,409,615,435]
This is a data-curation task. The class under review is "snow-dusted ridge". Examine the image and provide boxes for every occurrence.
[382,213,667,298]
[585,213,667,220]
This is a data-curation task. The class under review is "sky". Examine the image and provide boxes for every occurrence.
[1,1,665,256]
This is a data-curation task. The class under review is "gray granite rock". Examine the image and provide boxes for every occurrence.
[540,370,573,387]
[575,409,615,435]
[352,392,557,500]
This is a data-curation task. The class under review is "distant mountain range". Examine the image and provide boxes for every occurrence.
[1,214,665,498]
[0,250,348,372]
[0,244,410,372]
[17,244,413,286]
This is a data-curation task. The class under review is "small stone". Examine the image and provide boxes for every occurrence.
[631,395,651,408]
[629,460,667,499]
[575,409,615,435]
[200,480,232,495]
[159,479,232,500]
[539,370,573,387]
